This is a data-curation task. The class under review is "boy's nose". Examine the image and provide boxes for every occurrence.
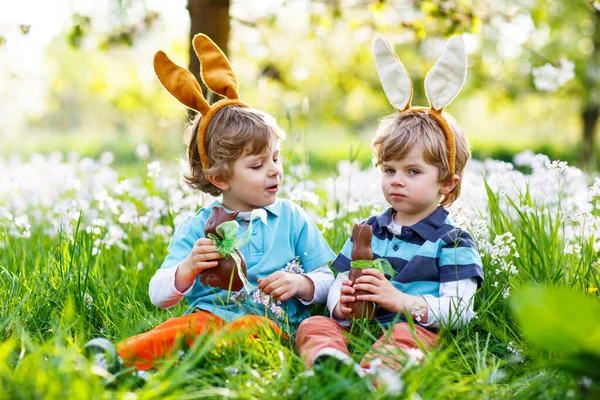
[392,179,405,187]
[267,162,281,177]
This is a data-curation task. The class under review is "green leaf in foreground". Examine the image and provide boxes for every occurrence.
[510,285,600,383]
[510,286,600,355]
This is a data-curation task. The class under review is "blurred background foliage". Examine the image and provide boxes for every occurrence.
[1,0,599,173]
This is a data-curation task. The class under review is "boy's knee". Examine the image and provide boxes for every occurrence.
[392,322,411,334]
[298,316,331,331]
[296,316,334,343]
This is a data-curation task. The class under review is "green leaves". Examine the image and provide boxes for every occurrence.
[510,286,600,380]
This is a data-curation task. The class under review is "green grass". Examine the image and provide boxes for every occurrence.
[1,165,599,398]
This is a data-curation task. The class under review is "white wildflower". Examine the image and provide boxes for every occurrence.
[580,376,593,389]
[136,143,150,160]
[147,161,162,178]
[114,179,131,196]
[14,215,30,230]
[84,293,93,310]
[550,160,569,174]
[404,348,425,363]
[100,152,114,165]
[507,341,522,357]
[0,207,13,221]
[564,242,582,256]
[224,366,240,377]
[532,58,575,92]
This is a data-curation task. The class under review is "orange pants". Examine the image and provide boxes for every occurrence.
[295,316,437,370]
[117,311,282,370]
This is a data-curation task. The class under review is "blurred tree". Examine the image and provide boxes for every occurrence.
[6,0,597,166]
[187,0,231,98]
[464,0,600,168]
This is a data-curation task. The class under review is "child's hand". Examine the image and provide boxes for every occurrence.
[353,268,407,313]
[175,238,223,292]
[333,279,356,319]
[183,238,224,274]
[257,271,314,302]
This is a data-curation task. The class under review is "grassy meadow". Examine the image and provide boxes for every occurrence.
[1,147,599,399]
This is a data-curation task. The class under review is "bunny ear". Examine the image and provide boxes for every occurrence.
[193,34,240,100]
[154,51,211,114]
[373,37,413,111]
[424,36,467,111]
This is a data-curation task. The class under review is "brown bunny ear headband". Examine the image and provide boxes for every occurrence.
[154,34,250,170]
[373,36,468,177]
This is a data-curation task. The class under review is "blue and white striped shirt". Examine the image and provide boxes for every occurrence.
[331,206,484,326]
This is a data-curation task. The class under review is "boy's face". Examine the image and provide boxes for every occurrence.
[219,135,283,212]
[380,144,448,225]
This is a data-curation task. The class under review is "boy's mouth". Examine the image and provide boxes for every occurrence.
[266,184,279,193]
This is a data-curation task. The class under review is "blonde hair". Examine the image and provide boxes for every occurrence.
[372,110,470,207]
[184,106,286,196]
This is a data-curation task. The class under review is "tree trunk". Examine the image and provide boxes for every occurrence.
[579,9,600,169]
[581,105,599,169]
[187,0,231,101]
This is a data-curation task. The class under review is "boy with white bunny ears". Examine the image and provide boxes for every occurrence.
[296,36,484,385]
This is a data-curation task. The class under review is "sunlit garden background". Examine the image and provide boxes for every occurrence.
[1,0,600,398]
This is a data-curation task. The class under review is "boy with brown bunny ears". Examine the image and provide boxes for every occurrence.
[85,34,335,375]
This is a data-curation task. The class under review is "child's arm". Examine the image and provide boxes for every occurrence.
[354,269,478,327]
[257,201,336,303]
[426,228,483,328]
[420,278,478,329]
[326,272,354,323]
[300,265,335,304]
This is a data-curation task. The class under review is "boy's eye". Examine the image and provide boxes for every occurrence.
[273,157,280,163]
[408,169,420,175]
[384,168,395,174]
[251,164,263,170]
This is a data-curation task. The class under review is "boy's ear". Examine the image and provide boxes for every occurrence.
[440,174,460,195]
[205,174,230,191]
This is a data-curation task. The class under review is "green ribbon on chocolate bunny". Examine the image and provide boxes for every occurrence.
[207,208,268,293]
[350,258,397,280]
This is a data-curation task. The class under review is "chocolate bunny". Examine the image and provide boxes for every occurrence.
[201,206,247,291]
[345,223,376,320]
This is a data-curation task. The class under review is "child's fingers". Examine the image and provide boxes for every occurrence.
[197,261,219,271]
[341,279,353,286]
[353,283,378,293]
[196,238,215,246]
[194,251,223,261]
[196,244,223,256]
[340,285,355,295]
[257,271,285,290]
[360,268,385,279]
[272,287,293,301]
[356,294,379,302]
[340,295,355,304]
[259,279,284,294]
[355,275,381,285]
[257,275,274,290]
[340,305,353,314]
